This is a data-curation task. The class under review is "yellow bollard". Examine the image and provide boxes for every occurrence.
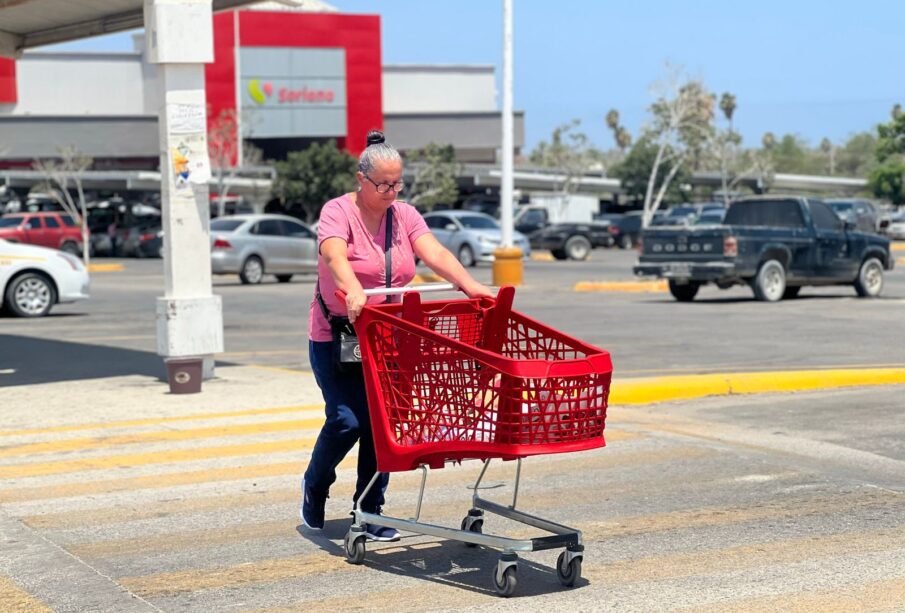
[492,246,524,286]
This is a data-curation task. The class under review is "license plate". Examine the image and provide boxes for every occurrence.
[669,263,690,276]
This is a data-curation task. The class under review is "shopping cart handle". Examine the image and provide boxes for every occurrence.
[335,283,458,302]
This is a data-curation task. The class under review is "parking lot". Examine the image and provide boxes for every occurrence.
[2,249,905,611]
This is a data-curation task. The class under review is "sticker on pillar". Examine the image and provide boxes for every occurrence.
[172,134,211,190]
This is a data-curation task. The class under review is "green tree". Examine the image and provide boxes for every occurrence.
[272,141,357,222]
[835,132,877,177]
[868,162,905,204]
[769,134,823,174]
[406,142,459,211]
[869,105,905,204]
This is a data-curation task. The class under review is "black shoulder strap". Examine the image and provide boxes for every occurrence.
[384,206,393,301]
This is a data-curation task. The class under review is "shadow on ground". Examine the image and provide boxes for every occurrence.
[0,334,170,386]
[296,519,585,599]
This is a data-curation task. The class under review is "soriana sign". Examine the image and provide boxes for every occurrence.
[239,47,346,138]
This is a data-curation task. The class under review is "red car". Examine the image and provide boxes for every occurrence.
[0,212,83,255]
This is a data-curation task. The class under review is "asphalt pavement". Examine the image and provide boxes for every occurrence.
[1,249,904,612]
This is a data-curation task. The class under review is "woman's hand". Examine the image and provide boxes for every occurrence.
[461,280,495,299]
[345,286,367,323]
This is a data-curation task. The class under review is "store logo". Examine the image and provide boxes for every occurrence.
[248,78,335,106]
[247,79,273,105]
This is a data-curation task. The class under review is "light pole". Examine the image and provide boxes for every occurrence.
[492,0,523,286]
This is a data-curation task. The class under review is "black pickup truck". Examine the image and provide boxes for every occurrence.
[633,196,894,302]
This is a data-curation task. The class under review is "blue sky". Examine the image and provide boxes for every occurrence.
[49,0,904,153]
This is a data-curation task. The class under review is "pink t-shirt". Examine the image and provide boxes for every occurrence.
[308,194,430,341]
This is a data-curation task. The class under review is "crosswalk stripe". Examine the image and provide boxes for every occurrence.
[681,577,905,613]
[0,438,320,480]
[0,576,53,613]
[118,554,358,598]
[1,442,689,505]
[63,481,891,561]
[0,405,322,438]
[0,418,327,459]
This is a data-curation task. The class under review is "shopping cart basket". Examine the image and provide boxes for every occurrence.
[343,284,612,596]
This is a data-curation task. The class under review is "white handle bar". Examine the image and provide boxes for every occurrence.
[362,283,457,297]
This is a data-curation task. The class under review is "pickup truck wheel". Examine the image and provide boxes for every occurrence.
[753,259,786,302]
[564,235,592,261]
[854,257,884,297]
[668,280,699,302]
[550,249,568,260]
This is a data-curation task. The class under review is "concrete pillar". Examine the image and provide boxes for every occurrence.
[145,0,223,381]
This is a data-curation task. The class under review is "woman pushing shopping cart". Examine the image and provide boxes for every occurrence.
[343,283,611,597]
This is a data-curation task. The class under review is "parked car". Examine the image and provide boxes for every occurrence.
[423,211,531,266]
[0,212,83,255]
[634,196,893,302]
[0,238,89,317]
[607,211,644,249]
[885,212,905,240]
[825,199,879,233]
[209,214,318,284]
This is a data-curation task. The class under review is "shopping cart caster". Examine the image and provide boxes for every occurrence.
[492,553,518,597]
[344,528,367,565]
[460,509,484,547]
[556,546,583,587]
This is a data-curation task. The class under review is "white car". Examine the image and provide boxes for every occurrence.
[0,239,90,317]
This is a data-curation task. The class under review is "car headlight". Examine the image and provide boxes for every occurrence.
[478,235,499,245]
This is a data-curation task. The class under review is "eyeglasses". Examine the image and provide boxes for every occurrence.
[363,174,405,194]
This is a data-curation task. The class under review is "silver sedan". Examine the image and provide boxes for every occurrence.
[210,214,317,284]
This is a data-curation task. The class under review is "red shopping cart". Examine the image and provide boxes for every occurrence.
[343,284,612,596]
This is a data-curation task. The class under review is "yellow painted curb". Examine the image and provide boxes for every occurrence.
[610,367,905,405]
[87,263,124,272]
[412,272,443,284]
[575,280,668,293]
[890,243,905,252]
[531,252,554,261]
[896,257,905,266]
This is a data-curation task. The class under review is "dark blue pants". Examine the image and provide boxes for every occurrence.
[303,341,389,513]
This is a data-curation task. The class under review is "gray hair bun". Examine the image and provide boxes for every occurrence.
[359,130,401,174]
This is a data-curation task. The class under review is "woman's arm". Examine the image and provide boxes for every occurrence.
[413,233,494,298]
[320,237,368,322]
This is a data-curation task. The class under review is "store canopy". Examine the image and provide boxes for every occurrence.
[0,0,261,57]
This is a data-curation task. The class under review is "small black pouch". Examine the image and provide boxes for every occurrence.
[329,316,362,372]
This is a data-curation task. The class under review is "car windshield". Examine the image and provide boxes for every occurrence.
[828,202,854,213]
[0,217,23,227]
[210,219,245,232]
[457,215,499,230]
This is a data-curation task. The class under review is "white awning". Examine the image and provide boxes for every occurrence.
[0,0,262,56]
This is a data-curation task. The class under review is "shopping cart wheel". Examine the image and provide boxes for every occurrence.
[493,554,518,597]
[344,532,367,565]
[556,551,582,587]
[460,515,483,547]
